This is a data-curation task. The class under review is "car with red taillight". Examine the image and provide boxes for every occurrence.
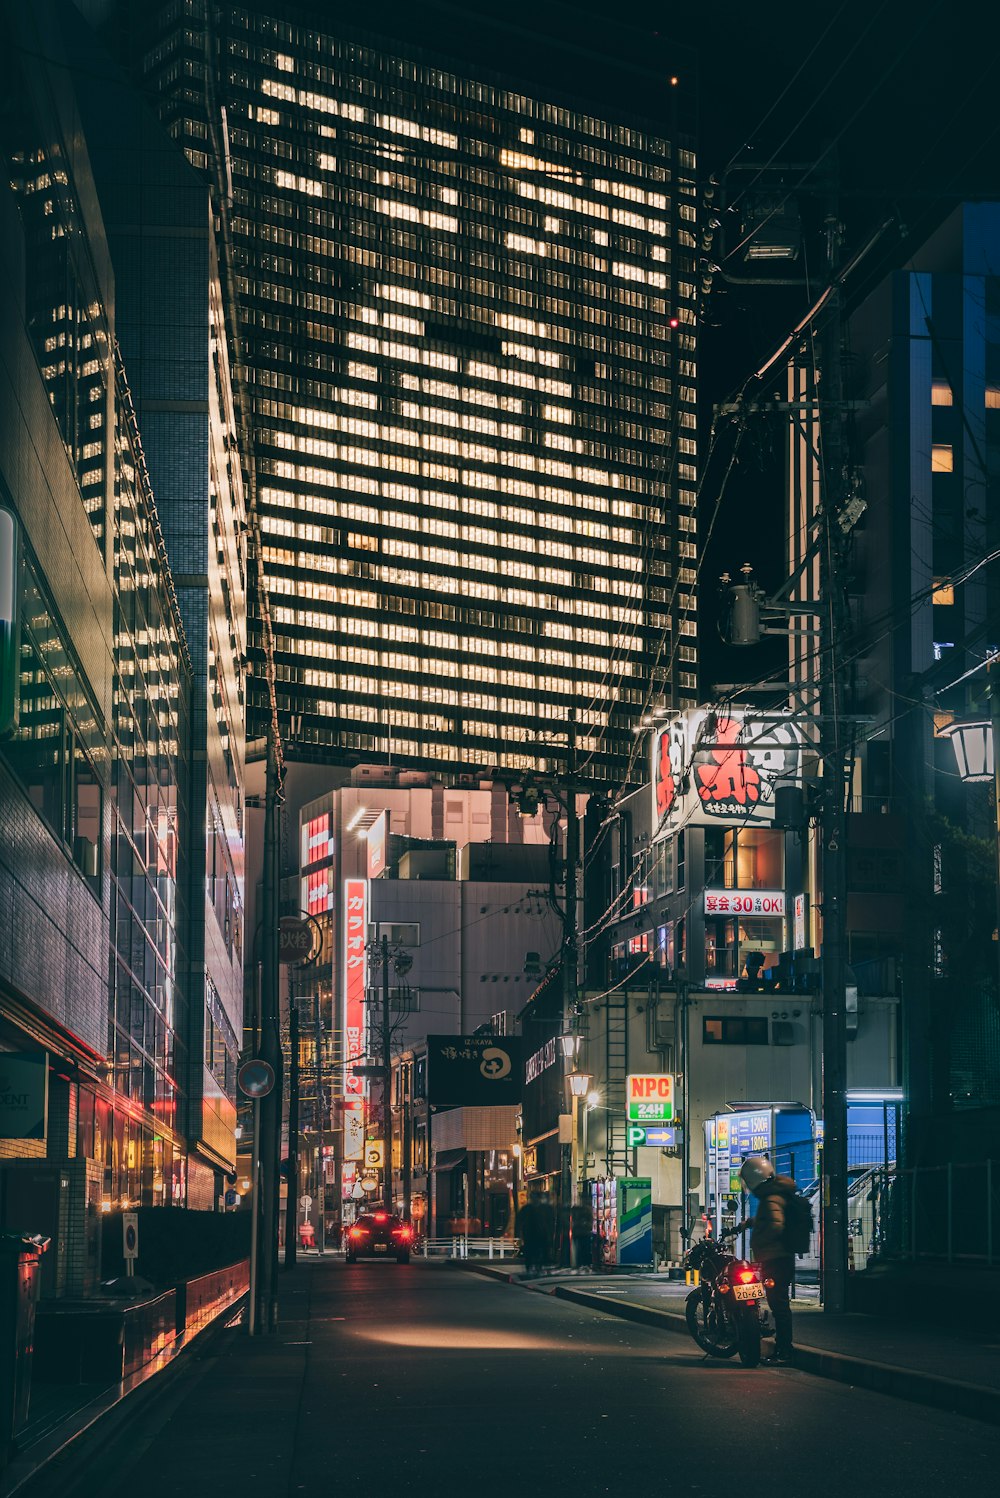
[345,1212,413,1264]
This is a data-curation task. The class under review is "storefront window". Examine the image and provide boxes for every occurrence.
[705,914,785,983]
[705,827,783,889]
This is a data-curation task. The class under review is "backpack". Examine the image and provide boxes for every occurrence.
[784,1193,814,1256]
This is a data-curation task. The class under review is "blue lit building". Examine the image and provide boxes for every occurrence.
[847,202,1000,1148]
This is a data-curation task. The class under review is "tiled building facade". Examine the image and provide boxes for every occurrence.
[137,2,699,783]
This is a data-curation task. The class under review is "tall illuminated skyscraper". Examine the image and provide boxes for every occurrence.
[137,3,699,783]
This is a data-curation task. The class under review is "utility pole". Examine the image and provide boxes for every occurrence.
[401,1060,412,1223]
[255,718,282,1332]
[561,711,580,1213]
[710,160,887,1314]
[382,934,393,1213]
[314,985,325,1255]
[676,972,691,1245]
[817,191,850,1315]
[284,1002,299,1267]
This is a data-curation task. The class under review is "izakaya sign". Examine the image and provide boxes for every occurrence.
[652,706,801,841]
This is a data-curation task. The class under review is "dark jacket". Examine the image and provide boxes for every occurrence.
[747,1174,797,1262]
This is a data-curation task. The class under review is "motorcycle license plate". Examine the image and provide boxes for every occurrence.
[374,1243,388,1253]
[732,1282,765,1302]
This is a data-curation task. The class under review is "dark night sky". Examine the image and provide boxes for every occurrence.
[356,0,996,687]
[95,0,994,690]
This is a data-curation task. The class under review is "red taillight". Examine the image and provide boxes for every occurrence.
[394,1226,412,1241]
[374,1212,389,1223]
[349,1227,365,1240]
[736,1268,757,1284]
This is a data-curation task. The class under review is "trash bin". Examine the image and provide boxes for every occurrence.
[0,1234,49,1468]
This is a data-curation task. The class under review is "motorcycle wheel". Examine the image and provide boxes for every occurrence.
[736,1305,762,1367]
[685,1289,739,1358]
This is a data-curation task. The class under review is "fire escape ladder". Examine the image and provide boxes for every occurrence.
[604,989,630,1175]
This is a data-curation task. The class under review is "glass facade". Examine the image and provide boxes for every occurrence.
[0,14,193,1214]
[143,5,699,781]
[109,359,191,1164]
[2,72,111,552]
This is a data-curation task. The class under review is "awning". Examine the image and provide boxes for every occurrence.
[432,1148,467,1172]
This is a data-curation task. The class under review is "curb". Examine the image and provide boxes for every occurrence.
[466,1266,1000,1427]
[551,1284,1000,1427]
[461,1261,517,1285]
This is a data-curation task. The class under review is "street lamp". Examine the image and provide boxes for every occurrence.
[567,1070,592,1208]
[939,717,994,781]
[939,704,1000,1005]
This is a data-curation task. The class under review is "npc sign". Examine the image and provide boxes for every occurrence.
[626,1073,674,1123]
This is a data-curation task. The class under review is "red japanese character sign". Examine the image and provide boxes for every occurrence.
[650,708,801,837]
[694,715,761,812]
[652,718,686,829]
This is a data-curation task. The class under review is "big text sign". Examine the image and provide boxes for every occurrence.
[626,1073,675,1123]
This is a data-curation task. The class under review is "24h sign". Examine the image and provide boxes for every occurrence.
[626,1074,675,1123]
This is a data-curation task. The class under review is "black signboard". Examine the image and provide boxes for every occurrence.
[426,1035,523,1106]
[521,1015,564,1144]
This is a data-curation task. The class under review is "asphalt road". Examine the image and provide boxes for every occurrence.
[25,1261,1000,1498]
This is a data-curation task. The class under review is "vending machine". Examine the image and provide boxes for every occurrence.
[591,1177,653,1270]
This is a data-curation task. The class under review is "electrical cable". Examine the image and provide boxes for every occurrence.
[722,0,946,265]
[719,0,856,178]
[723,0,893,219]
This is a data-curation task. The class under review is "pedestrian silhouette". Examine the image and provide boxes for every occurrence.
[519,1192,555,1276]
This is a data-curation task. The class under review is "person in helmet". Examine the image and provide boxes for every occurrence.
[737,1155,797,1365]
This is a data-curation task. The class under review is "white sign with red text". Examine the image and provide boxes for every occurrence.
[703,889,786,916]
[626,1074,675,1123]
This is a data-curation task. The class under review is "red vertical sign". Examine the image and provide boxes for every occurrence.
[343,878,367,1096]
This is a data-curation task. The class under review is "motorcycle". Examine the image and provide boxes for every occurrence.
[683,1231,765,1367]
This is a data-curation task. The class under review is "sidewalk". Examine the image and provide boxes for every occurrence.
[465,1262,1000,1426]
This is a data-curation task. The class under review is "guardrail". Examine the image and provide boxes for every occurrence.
[419,1236,517,1260]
